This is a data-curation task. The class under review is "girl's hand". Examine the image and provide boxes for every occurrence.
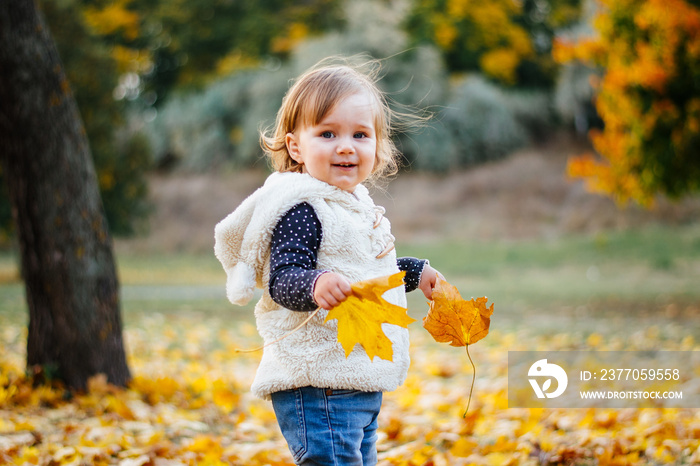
[314,272,352,310]
[419,264,442,300]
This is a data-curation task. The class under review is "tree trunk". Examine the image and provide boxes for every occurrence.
[0,0,131,389]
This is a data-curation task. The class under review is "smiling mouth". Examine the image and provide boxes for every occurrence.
[333,163,356,168]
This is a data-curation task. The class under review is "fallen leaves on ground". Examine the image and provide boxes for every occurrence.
[1,313,699,465]
[324,271,415,361]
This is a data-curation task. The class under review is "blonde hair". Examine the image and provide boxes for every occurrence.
[260,57,403,183]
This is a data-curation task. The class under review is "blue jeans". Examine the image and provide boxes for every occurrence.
[270,387,383,465]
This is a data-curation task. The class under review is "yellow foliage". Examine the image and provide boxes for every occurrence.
[0,384,17,407]
[271,22,310,54]
[447,0,471,19]
[433,18,459,49]
[450,437,477,457]
[15,446,40,464]
[99,172,116,191]
[186,435,224,459]
[129,375,181,404]
[83,0,141,41]
[480,48,522,85]
[211,383,240,413]
[416,0,535,84]
[111,45,152,75]
[586,332,603,348]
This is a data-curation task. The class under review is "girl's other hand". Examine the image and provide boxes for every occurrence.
[314,272,352,310]
[419,265,442,301]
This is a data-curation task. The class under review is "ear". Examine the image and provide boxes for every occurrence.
[285,133,304,164]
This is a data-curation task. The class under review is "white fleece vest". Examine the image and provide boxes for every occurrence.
[214,172,410,400]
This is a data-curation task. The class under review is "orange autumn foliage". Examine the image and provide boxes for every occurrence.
[423,277,494,347]
[423,276,494,416]
[324,271,415,362]
[554,0,700,205]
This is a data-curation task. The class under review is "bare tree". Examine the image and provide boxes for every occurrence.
[0,0,131,389]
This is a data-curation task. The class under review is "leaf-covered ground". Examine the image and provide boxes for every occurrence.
[2,311,699,466]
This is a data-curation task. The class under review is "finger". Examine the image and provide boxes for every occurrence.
[338,279,352,296]
[330,284,350,303]
[316,299,327,310]
[314,286,335,310]
[315,295,329,310]
[423,285,433,301]
[319,295,338,310]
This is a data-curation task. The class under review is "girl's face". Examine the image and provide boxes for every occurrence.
[285,91,377,192]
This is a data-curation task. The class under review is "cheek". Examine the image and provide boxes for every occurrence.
[368,143,379,167]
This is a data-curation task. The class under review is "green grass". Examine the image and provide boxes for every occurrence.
[400,224,700,338]
[398,223,700,275]
[116,252,225,286]
[1,223,699,338]
[401,224,700,304]
[0,252,242,325]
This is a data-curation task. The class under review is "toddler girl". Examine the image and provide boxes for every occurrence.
[214,57,439,465]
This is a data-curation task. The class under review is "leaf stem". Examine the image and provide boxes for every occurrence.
[464,344,475,418]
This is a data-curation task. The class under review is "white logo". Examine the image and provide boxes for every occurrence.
[528,359,568,398]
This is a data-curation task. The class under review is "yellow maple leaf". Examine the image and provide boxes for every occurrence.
[324,271,415,362]
[423,276,494,347]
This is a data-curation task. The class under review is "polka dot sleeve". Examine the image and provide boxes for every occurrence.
[269,202,326,312]
[397,257,428,293]
[269,202,428,311]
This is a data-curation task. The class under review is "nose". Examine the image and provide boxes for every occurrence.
[336,136,355,154]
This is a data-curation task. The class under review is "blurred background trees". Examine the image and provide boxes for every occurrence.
[3,0,698,244]
[137,0,567,172]
[405,0,581,87]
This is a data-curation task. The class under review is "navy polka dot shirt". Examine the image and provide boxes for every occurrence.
[269,202,427,312]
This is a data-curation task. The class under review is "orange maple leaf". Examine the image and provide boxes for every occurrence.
[324,271,415,362]
[423,276,494,417]
[423,276,494,347]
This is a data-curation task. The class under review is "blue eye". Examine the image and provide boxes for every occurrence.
[354,132,367,139]
[321,131,333,138]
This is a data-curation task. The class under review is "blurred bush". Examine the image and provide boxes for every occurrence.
[146,70,554,172]
[147,72,259,170]
[409,76,553,171]
[145,0,434,170]
[145,0,559,173]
